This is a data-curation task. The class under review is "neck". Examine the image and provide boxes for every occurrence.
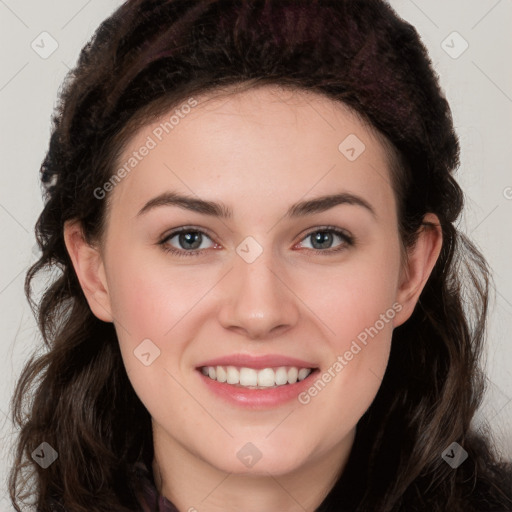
[151,426,356,512]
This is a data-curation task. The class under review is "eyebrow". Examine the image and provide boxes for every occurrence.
[136,191,376,219]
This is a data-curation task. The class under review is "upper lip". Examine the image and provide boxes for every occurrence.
[197,354,318,370]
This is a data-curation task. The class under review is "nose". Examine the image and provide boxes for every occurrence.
[217,248,300,340]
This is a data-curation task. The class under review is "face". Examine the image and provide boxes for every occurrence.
[68,86,429,478]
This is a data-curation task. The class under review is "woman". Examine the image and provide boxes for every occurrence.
[9,0,512,511]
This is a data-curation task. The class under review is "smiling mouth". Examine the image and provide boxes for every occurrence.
[199,365,317,389]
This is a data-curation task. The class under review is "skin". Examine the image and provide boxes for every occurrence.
[64,85,442,512]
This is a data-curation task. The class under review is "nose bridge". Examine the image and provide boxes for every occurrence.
[217,241,299,337]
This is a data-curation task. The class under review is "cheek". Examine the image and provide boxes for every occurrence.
[297,274,397,448]
[104,248,201,393]
[297,241,400,407]
[303,243,401,343]
[106,243,210,338]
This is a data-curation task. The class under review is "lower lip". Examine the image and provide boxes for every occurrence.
[197,369,319,409]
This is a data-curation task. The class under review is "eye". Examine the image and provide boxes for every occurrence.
[296,227,354,254]
[158,225,355,258]
[159,227,217,257]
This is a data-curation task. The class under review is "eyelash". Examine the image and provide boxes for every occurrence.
[158,226,355,258]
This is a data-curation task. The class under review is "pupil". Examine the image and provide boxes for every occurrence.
[313,231,332,249]
[180,232,201,250]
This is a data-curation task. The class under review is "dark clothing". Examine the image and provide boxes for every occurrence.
[134,462,180,512]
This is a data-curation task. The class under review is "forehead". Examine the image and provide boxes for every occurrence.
[106,85,397,223]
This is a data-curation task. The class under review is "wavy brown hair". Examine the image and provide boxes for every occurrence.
[9,0,512,511]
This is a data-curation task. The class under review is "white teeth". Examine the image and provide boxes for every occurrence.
[298,368,311,381]
[275,367,288,386]
[239,368,257,386]
[257,368,275,387]
[287,367,298,384]
[216,366,227,383]
[226,366,239,384]
[200,365,313,388]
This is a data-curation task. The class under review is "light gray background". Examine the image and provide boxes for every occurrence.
[1,1,511,510]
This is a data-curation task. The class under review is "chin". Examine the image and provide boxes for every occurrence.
[203,439,311,477]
